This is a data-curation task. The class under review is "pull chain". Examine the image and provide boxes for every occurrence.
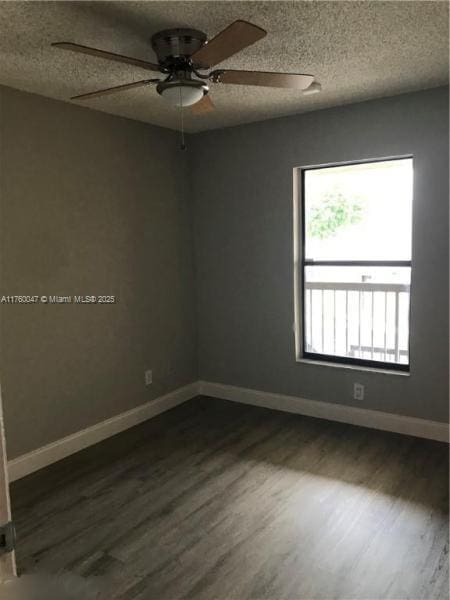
[179,86,186,151]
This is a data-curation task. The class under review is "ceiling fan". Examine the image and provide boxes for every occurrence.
[52,20,320,115]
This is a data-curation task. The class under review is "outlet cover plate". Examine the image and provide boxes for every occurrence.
[353,383,364,401]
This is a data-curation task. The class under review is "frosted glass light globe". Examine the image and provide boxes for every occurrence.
[161,85,205,107]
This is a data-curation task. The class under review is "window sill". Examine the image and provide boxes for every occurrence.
[296,358,410,376]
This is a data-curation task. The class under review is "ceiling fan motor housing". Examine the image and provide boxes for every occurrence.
[151,29,210,107]
[151,28,207,69]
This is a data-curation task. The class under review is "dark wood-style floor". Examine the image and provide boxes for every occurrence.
[10,396,449,599]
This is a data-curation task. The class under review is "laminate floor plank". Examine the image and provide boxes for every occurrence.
[10,396,449,599]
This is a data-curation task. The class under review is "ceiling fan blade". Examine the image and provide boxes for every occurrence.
[190,20,266,69]
[71,79,160,101]
[191,94,215,115]
[52,42,161,72]
[215,70,315,89]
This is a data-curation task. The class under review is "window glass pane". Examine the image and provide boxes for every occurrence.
[304,159,413,261]
[304,266,410,365]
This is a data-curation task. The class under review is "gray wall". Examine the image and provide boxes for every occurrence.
[191,87,449,423]
[0,86,197,458]
[1,85,448,462]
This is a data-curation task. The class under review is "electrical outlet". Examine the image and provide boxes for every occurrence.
[353,383,364,401]
[145,370,152,386]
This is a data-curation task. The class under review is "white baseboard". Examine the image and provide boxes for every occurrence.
[8,382,200,482]
[199,381,449,443]
[8,379,448,482]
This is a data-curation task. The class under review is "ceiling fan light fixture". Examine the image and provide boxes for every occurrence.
[157,79,208,107]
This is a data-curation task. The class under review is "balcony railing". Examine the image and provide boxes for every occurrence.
[304,281,410,364]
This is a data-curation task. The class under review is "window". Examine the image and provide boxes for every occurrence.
[296,157,413,371]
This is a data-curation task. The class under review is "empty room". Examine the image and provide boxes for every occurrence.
[0,1,448,599]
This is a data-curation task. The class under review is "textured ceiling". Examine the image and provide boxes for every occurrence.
[0,1,448,132]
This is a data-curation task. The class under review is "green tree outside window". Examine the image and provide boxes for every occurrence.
[307,188,364,239]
